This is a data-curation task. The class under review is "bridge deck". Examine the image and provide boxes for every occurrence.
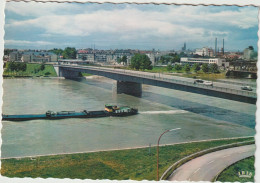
[56,64,256,104]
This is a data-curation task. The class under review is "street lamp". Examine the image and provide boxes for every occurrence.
[157,128,181,181]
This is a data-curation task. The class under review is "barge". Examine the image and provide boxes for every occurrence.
[2,105,138,121]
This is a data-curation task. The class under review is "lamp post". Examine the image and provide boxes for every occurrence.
[157,128,181,181]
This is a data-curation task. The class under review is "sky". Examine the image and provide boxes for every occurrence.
[3,2,259,51]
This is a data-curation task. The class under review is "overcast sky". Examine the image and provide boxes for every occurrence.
[4,2,259,51]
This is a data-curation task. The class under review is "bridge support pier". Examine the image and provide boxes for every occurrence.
[115,81,142,97]
[54,66,80,78]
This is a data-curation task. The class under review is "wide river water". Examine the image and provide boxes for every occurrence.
[1,77,256,158]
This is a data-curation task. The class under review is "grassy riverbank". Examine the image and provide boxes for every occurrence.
[1,137,254,180]
[217,156,255,182]
[3,63,57,77]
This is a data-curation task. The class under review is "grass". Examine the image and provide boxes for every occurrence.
[81,72,93,77]
[3,63,57,77]
[1,137,254,180]
[217,156,255,182]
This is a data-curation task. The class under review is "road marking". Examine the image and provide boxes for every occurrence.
[193,168,201,174]
[223,154,231,158]
[207,160,214,165]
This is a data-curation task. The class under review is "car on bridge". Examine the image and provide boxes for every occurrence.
[193,79,204,84]
[241,86,253,91]
[204,81,213,86]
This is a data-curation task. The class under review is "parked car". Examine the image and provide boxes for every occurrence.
[204,81,213,86]
[241,86,253,91]
[194,79,204,84]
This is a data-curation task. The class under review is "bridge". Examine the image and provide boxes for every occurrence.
[226,61,257,79]
[54,64,256,104]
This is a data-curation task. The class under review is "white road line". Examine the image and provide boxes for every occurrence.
[193,168,201,174]
[207,160,215,165]
[223,154,231,158]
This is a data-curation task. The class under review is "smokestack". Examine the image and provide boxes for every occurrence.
[215,38,217,57]
[223,38,224,56]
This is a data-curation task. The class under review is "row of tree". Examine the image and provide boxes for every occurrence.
[49,47,77,59]
[167,63,219,73]
[7,62,27,72]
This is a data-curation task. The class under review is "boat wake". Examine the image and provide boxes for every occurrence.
[139,110,188,114]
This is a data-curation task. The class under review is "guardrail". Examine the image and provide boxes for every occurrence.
[159,140,255,180]
[58,64,257,98]
[217,79,256,87]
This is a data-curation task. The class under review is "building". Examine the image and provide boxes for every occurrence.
[9,52,22,62]
[194,47,214,57]
[182,43,186,51]
[180,57,228,67]
[77,50,95,62]
[243,46,257,61]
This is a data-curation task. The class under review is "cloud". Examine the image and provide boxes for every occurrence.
[5,40,54,46]
[4,3,258,50]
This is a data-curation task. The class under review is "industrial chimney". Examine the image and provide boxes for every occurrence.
[223,38,224,56]
[215,38,217,57]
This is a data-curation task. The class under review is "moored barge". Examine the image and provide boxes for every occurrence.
[2,105,138,121]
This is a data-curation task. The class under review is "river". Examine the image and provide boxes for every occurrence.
[1,77,256,158]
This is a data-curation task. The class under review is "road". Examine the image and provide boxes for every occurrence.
[168,144,255,182]
[61,64,257,95]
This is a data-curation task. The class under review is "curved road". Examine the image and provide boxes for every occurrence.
[168,144,255,182]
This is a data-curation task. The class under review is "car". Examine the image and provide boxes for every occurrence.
[204,81,213,86]
[241,86,253,91]
[194,79,204,84]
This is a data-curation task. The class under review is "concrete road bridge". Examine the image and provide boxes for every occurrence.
[54,64,256,104]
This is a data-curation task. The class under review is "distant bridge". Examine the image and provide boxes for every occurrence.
[226,61,257,79]
[54,64,256,104]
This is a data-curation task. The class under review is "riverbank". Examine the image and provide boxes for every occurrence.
[3,63,57,77]
[1,137,254,180]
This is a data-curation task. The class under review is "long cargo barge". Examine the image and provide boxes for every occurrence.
[2,105,138,121]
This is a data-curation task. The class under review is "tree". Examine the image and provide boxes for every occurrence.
[166,64,173,71]
[172,55,180,63]
[62,47,77,59]
[49,48,63,56]
[202,63,209,73]
[20,62,27,72]
[174,64,182,71]
[121,55,127,65]
[184,64,190,72]
[209,63,219,73]
[130,54,152,70]
[116,57,122,64]
[192,63,200,72]
[8,62,16,72]
[40,63,45,71]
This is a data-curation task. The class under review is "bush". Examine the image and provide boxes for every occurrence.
[192,63,200,72]
[202,63,209,73]
[166,65,173,71]
[210,63,219,73]
[174,64,182,71]
[40,64,45,71]
[183,64,190,72]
